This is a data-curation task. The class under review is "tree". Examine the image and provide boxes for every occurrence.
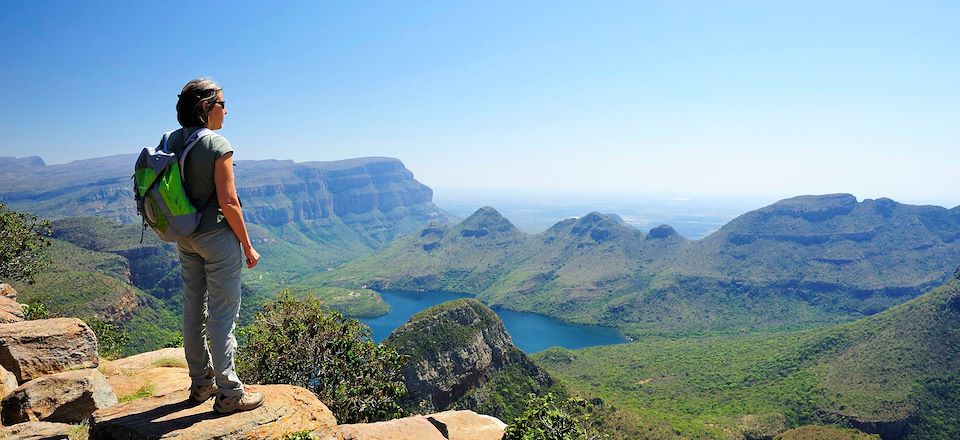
[237,291,407,424]
[0,203,52,284]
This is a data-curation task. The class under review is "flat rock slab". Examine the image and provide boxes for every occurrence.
[106,347,186,372]
[89,384,339,440]
[107,366,189,402]
[0,296,24,323]
[339,415,447,440]
[1,368,117,424]
[0,318,99,383]
[0,421,78,439]
[426,410,506,440]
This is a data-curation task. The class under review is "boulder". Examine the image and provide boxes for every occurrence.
[426,410,506,440]
[0,296,24,323]
[99,347,190,401]
[89,384,339,440]
[338,415,447,440]
[0,421,78,439]
[0,365,17,400]
[0,283,16,299]
[0,317,99,383]
[106,347,185,371]
[1,368,117,424]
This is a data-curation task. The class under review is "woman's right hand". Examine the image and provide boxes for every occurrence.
[244,246,260,269]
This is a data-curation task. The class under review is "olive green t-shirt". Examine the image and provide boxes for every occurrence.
[166,127,234,235]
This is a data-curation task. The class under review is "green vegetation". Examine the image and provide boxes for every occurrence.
[83,318,129,360]
[236,291,406,424]
[504,393,606,440]
[533,277,960,438]
[0,202,52,284]
[776,426,879,439]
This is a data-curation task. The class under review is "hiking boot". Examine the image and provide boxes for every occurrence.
[213,391,264,414]
[189,383,218,403]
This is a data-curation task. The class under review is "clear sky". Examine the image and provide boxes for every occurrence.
[1,1,957,207]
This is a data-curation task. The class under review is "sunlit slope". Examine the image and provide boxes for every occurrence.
[318,195,960,337]
[534,272,960,439]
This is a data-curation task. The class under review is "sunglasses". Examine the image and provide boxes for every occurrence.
[214,100,226,110]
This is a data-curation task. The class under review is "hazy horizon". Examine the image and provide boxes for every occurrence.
[1,1,957,206]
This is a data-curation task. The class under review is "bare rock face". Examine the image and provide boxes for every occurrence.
[89,385,339,440]
[0,318,99,383]
[1,368,117,424]
[0,365,17,400]
[100,347,189,402]
[0,296,23,324]
[0,421,78,439]
[338,415,447,440]
[0,283,16,299]
[426,410,506,440]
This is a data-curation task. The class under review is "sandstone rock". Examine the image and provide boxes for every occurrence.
[0,283,16,299]
[0,296,23,323]
[338,415,446,440]
[0,318,99,383]
[89,385,338,440]
[426,410,506,440]
[106,347,185,371]
[0,365,16,400]
[1,368,117,424]
[0,421,78,439]
[100,347,189,402]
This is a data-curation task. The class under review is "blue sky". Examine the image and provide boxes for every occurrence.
[1,1,957,206]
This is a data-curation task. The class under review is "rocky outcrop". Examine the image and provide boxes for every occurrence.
[384,299,554,418]
[427,410,507,440]
[0,284,16,299]
[88,385,339,440]
[339,415,448,440]
[339,410,507,440]
[0,318,99,383]
[1,368,117,424]
[0,296,23,323]
[0,421,77,439]
[0,365,17,400]
[100,347,189,401]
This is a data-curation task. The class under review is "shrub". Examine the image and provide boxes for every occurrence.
[84,318,129,360]
[237,290,407,423]
[504,393,606,440]
[22,301,49,320]
[0,203,52,284]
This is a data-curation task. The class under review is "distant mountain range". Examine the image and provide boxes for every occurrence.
[318,194,960,337]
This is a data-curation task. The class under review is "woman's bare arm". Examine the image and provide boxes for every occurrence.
[214,152,260,268]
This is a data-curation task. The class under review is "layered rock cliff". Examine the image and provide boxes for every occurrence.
[384,299,557,421]
[0,154,451,247]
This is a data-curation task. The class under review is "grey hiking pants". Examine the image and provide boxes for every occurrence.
[177,227,245,397]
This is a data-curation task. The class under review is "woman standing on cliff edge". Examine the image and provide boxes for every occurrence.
[172,78,263,413]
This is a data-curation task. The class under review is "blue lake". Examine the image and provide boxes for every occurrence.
[361,290,629,353]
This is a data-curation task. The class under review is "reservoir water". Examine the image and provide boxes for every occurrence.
[361,290,629,353]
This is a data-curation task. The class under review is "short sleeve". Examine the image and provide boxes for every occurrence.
[207,134,234,160]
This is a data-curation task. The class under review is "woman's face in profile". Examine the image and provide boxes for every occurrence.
[207,91,227,130]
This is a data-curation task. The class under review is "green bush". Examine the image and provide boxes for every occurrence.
[84,318,129,360]
[237,290,407,424]
[504,393,606,440]
[22,301,49,320]
[0,203,51,284]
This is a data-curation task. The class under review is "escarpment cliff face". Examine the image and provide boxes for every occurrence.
[0,154,451,248]
[383,299,557,421]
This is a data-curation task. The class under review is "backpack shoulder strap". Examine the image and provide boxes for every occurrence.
[178,128,216,180]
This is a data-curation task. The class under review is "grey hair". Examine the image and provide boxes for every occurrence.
[176,78,222,127]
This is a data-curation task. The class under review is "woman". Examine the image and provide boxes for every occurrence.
[171,78,263,413]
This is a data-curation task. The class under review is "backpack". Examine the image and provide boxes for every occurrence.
[133,128,215,242]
